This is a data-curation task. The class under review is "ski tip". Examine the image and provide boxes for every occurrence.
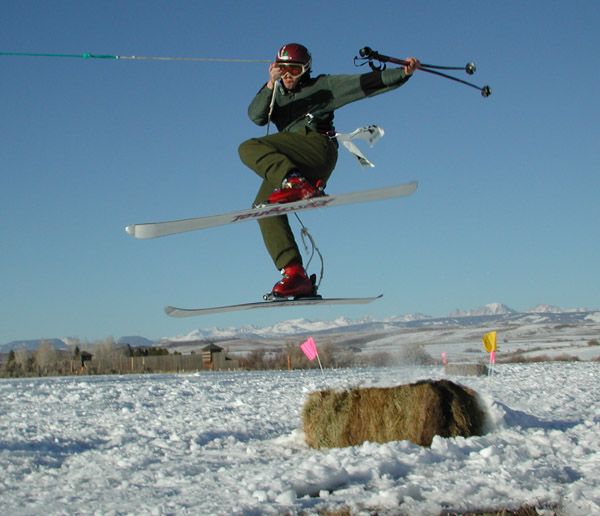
[125,224,136,236]
[164,306,176,316]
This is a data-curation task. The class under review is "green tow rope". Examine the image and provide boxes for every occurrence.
[0,50,270,63]
[0,51,117,60]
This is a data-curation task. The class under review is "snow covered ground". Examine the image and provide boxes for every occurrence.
[1,363,599,515]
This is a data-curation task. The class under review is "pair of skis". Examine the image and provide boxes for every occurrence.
[126,180,418,317]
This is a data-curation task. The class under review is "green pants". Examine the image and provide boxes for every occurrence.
[238,130,338,269]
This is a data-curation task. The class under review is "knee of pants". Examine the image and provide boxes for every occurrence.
[238,139,259,168]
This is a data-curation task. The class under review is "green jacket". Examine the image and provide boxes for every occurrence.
[247,67,411,134]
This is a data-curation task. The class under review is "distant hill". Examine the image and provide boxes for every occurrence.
[527,304,588,314]
[448,303,515,317]
[117,336,156,347]
[1,338,69,353]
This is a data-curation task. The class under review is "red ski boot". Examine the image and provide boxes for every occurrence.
[271,262,316,299]
[267,172,325,204]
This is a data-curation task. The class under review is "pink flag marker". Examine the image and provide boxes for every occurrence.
[301,337,318,361]
[488,350,497,377]
[300,337,323,372]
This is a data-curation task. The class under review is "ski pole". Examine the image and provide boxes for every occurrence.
[356,46,491,97]
[360,48,477,74]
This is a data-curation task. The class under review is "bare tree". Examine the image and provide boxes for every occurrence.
[14,348,33,375]
[35,340,59,375]
[90,337,128,374]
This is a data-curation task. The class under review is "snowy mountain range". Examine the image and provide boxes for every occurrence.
[165,303,596,342]
[1,303,597,352]
[448,302,516,317]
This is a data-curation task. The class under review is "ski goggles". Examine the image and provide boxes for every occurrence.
[277,62,307,77]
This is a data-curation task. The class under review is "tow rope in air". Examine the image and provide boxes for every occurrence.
[0,50,271,63]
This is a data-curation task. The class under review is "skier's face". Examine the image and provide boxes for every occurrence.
[281,72,301,90]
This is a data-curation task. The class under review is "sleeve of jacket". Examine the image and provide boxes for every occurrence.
[247,85,274,126]
[325,67,411,110]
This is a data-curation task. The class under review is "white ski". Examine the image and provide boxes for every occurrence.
[164,294,383,317]
[126,181,417,239]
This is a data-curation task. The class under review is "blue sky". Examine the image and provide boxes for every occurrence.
[2,1,599,344]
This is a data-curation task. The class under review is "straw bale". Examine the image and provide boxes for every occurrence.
[445,363,489,376]
[302,379,484,448]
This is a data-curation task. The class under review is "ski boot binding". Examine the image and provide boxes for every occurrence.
[267,172,325,205]
[263,263,321,301]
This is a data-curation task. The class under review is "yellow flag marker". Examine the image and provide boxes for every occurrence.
[482,331,497,353]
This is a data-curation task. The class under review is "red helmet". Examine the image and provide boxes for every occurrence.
[276,43,312,71]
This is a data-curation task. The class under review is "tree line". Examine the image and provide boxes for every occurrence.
[0,338,181,378]
[0,337,436,378]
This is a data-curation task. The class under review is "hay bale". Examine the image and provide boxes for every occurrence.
[302,379,485,448]
[445,363,489,376]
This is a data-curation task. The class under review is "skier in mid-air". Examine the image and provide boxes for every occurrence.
[239,43,420,299]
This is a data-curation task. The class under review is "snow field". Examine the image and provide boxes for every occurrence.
[0,363,599,515]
